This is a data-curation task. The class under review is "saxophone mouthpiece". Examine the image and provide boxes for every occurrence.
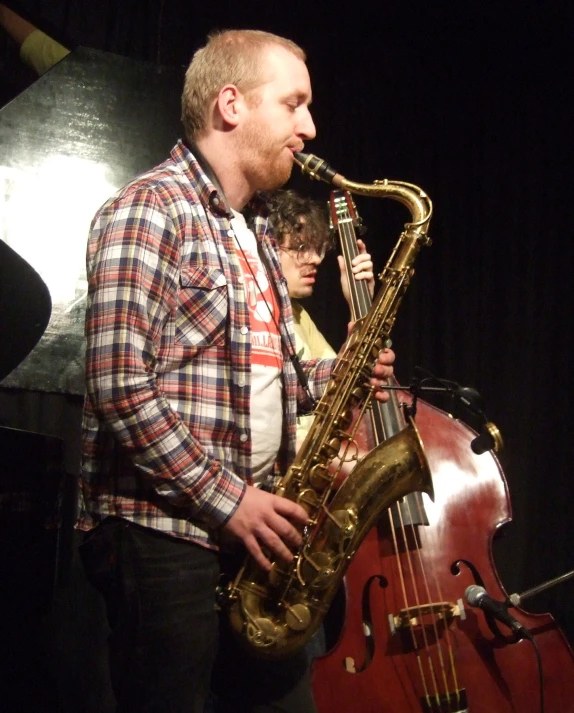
[293,152,343,187]
[292,151,310,165]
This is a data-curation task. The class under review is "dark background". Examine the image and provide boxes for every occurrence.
[1,0,573,696]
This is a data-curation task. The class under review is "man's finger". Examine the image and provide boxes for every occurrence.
[244,534,273,572]
[259,527,296,564]
[272,495,309,525]
[267,512,303,548]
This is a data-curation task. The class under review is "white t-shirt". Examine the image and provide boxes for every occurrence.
[231,211,283,484]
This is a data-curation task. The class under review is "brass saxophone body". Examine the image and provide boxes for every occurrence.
[225,153,435,658]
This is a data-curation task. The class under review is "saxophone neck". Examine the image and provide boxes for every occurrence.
[293,152,432,232]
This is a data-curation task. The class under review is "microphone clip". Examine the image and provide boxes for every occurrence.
[391,368,504,455]
[465,584,533,642]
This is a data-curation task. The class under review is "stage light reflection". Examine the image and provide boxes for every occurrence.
[0,155,116,306]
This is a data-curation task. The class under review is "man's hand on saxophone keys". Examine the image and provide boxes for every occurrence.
[223,486,309,572]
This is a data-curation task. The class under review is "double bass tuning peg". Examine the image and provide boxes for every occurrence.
[355,219,367,237]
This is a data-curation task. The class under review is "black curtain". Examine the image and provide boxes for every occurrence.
[2,0,573,641]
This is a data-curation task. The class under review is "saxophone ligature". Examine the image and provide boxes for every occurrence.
[224,153,435,658]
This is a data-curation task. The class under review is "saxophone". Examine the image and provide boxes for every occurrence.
[225,153,435,658]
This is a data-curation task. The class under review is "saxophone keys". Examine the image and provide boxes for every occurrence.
[370,337,386,357]
[268,559,292,588]
[325,508,358,541]
[246,617,280,647]
[284,602,312,631]
[322,437,343,460]
[308,465,330,491]
[300,551,336,590]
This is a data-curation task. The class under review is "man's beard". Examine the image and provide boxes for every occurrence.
[239,118,293,192]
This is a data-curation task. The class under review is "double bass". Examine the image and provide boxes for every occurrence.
[307,183,574,712]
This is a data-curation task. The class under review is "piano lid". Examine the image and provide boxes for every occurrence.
[0,46,183,395]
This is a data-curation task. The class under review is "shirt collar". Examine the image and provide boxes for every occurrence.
[171,140,272,227]
[171,140,233,218]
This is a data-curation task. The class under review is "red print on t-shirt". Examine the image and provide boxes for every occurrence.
[236,247,282,369]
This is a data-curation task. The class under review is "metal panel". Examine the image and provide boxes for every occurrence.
[0,47,183,394]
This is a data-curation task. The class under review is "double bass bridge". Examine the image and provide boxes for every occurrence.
[388,600,465,636]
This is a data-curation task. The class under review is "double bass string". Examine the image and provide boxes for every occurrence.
[335,191,463,710]
[389,484,463,709]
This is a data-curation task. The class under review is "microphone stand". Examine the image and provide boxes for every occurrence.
[507,569,574,608]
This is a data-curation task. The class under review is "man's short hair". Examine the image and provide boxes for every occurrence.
[181,29,306,142]
[268,190,335,255]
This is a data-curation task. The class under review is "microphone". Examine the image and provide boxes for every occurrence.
[465,585,532,639]
[470,422,503,455]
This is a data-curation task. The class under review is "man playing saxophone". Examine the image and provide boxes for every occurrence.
[77,29,394,713]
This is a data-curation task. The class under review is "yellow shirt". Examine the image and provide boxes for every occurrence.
[291,300,336,449]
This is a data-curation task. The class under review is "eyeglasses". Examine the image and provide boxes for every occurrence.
[279,242,328,263]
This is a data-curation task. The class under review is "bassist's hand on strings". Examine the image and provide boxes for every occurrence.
[338,239,375,304]
[371,347,394,402]
[344,327,395,406]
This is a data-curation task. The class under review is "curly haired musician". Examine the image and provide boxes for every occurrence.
[268,189,375,449]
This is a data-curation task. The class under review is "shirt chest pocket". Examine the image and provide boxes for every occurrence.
[175,266,228,349]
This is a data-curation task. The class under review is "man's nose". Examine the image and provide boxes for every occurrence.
[297,106,316,140]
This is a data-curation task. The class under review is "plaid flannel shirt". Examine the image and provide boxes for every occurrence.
[77,141,334,549]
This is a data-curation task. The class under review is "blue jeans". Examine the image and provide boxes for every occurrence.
[80,517,316,713]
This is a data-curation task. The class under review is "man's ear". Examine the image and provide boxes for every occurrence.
[215,84,243,128]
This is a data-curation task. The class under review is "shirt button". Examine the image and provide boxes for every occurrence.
[240,326,248,335]
[228,229,235,238]
[237,275,244,284]
[239,434,248,443]
[237,379,245,387]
